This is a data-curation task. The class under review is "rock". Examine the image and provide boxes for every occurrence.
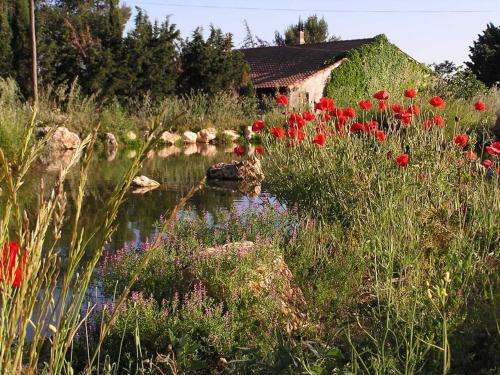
[183,131,197,144]
[127,150,137,159]
[161,131,181,145]
[222,129,240,143]
[197,144,217,157]
[47,127,80,151]
[131,185,159,194]
[106,147,117,161]
[131,175,160,188]
[41,149,79,172]
[147,150,155,159]
[158,146,181,158]
[244,126,254,140]
[207,157,264,182]
[105,132,118,149]
[126,131,137,141]
[195,242,308,333]
[196,128,217,143]
[184,143,198,155]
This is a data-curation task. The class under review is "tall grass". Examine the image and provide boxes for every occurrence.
[262,93,499,373]
[0,103,204,373]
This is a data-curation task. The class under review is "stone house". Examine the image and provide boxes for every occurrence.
[240,32,375,107]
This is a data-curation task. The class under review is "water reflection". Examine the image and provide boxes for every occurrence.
[15,145,272,253]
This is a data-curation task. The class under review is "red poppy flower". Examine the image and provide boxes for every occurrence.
[315,97,335,112]
[358,100,373,110]
[422,119,432,129]
[375,130,385,142]
[313,133,326,147]
[302,111,315,121]
[391,104,402,113]
[407,104,420,115]
[378,101,388,110]
[429,96,446,108]
[252,120,265,132]
[474,100,486,111]
[464,150,477,160]
[453,134,469,148]
[490,141,500,154]
[287,127,305,140]
[270,127,285,139]
[334,121,345,131]
[365,121,378,133]
[350,122,366,133]
[288,112,306,128]
[395,154,410,167]
[331,108,344,117]
[404,88,417,98]
[396,111,412,124]
[344,107,356,118]
[481,159,493,168]
[255,145,264,155]
[373,90,389,100]
[1,241,26,288]
[276,95,288,106]
[432,115,444,126]
[233,145,246,156]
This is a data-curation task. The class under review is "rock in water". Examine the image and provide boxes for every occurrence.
[183,131,197,144]
[48,127,80,150]
[131,175,160,188]
[196,128,217,143]
[160,131,181,145]
[207,157,264,182]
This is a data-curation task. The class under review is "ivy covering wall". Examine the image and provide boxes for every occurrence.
[325,34,433,105]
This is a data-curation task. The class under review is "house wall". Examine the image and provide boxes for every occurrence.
[288,59,346,108]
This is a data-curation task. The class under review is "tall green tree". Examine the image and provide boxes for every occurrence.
[178,26,247,95]
[123,9,179,100]
[10,0,32,97]
[0,0,13,77]
[274,15,339,46]
[467,23,500,87]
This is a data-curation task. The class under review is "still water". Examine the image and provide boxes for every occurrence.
[18,144,272,254]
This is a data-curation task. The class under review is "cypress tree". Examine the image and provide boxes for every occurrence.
[0,0,13,77]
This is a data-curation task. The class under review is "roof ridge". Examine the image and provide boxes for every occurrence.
[238,37,375,51]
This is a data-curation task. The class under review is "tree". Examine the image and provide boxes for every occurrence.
[178,26,247,95]
[0,0,13,77]
[124,9,180,100]
[431,60,486,99]
[241,20,269,49]
[274,15,339,46]
[467,23,500,87]
[10,0,32,97]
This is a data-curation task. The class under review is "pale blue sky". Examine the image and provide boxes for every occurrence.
[124,0,500,65]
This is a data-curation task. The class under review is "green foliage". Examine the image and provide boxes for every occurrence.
[178,26,248,95]
[274,14,338,45]
[325,34,432,106]
[432,60,487,99]
[467,23,500,87]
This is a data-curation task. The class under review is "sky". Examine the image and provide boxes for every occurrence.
[124,0,500,65]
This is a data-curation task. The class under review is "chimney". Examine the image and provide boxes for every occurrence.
[297,30,305,45]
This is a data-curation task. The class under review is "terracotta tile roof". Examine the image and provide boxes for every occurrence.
[240,38,375,89]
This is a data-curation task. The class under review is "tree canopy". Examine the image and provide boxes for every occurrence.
[0,1,247,101]
[274,15,339,46]
[467,23,500,87]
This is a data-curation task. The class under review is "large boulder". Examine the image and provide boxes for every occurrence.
[196,128,217,143]
[183,131,197,144]
[184,143,198,156]
[193,242,308,333]
[131,175,160,188]
[207,157,264,182]
[158,146,181,158]
[197,144,217,157]
[161,131,181,145]
[47,127,80,151]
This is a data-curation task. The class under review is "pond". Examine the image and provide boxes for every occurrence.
[16,144,274,255]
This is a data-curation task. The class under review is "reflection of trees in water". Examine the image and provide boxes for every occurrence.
[12,148,243,254]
